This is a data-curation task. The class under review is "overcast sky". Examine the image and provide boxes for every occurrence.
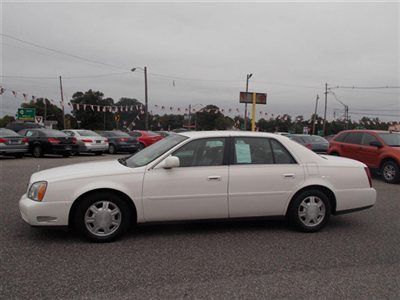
[1,1,399,121]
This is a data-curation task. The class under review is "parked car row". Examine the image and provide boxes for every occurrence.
[1,126,166,158]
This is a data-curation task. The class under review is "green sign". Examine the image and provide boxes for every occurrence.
[17,108,36,121]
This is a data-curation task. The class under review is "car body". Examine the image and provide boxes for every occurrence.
[328,130,400,183]
[6,121,45,132]
[0,128,29,158]
[98,130,140,154]
[128,130,163,149]
[63,129,108,155]
[19,131,376,242]
[154,131,171,137]
[288,134,329,154]
[18,128,78,158]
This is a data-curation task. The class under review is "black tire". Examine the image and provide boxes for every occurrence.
[138,143,145,151]
[74,192,131,242]
[33,145,43,158]
[287,189,331,232]
[94,152,103,156]
[330,152,340,156]
[108,144,117,154]
[62,152,71,158]
[380,160,400,184]
[14,153,24,159]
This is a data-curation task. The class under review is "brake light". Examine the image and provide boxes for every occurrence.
[48,138,61,144]
[0,138,8,143]
[22,138,29,144]
[364,167,372,188]
[72,137,77,144]
[104,139,108,143]
[81,139,93,143]
[305,144,312,149]
[119,138,129,142]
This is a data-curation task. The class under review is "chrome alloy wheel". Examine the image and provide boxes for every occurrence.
[84,201,121,237]
[383,164,396,181]
[298,196,326,227]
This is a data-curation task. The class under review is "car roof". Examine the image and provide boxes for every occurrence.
[177,131,284,139]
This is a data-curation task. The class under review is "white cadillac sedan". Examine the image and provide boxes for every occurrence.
[20,131,376,242]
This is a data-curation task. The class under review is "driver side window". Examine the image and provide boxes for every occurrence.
[173,138,225,167]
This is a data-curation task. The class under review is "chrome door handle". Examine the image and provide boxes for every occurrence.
[208,176,221,181]
[283,174,295,179]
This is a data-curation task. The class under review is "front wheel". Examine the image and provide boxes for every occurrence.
[74,192,130,242]
[381,161,400,184]
[108,144,117,154]
[287,190,331,232]
[33,145,43,158]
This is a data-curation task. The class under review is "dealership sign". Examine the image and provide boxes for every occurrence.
[17,108,36,121]
[239,92,267,104]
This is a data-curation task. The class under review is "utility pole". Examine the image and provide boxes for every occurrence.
[322,83,328,136]
[59,76,66,129]
[312,94,319,135]
[244,74,252,131]
[144,67,149,131]
[44,98,47,121]
[188,104,192,129]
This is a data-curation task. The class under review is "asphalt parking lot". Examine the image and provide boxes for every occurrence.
[1,154,399,299]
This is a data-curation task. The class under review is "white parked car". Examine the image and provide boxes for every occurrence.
[63,129,108,155]
[19,131,376,242]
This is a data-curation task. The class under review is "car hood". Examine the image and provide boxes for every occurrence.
[30,159,143,183]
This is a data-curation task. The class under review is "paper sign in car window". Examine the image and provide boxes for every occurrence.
[235,143,251,163]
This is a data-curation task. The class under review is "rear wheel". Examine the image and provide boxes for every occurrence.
[33,145,43,158]
[74,192,130,242]
[287,190,331,232]
[381,160,400,184]
[138,143,145,151]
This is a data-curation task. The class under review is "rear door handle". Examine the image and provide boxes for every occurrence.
[283,174,295,179]
[208,176,221,181]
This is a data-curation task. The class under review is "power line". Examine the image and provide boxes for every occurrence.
[0,33,128,71]
[0,72,132,80]
[331,85,400,89]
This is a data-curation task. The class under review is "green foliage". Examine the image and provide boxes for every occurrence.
[21,98,64,129]
[0,115,15,128]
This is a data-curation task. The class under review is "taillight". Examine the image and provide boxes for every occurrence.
[81,139,93,143]
[119,138,129,142]
[104,139,109,143]
[364,167,372,188]
[48,138,61,144]
[72,137,77,144]
[305,144,312,149]
[0,138,8,143]
[22,138,29,144]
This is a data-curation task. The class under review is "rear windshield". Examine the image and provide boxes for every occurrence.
[0,128,19,137]
[378,133,400,146]
[41,130,68,137]
[77,130,100,137]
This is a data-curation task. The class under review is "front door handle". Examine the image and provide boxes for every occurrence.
[283,174,295,179]
[208,176,221,181]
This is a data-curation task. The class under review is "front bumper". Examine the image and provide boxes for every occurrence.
[19,194,71,226]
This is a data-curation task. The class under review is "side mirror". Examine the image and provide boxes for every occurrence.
[163,156,180,169]
[369,141,383,148]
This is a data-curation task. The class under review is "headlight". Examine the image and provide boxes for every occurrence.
[28,181,47,201]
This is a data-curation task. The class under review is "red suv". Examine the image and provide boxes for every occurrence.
[328,130,400,184]
[128,130,163,150]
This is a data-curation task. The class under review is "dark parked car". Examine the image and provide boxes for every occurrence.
[98,130,140,154]
[328,130,400,184]
[288,134,329,154]
[6,121,45,132]
[18,128,78,158]
[0,128,29,158]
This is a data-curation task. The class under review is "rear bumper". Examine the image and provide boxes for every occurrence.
[334,187,376,213]
[0,145,28,154]
[19,194,71,226]
[79,144,108,152]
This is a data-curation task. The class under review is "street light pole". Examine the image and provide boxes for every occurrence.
[244,73,252,131]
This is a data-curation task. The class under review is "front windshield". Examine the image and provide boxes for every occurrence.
[378,132,400,146]
[124,134,188,167]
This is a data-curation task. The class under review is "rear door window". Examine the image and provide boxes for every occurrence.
[233,137,274,164]
[270,139,296,164]
[361,133,378,146]
[334,132,348,142]
[344,132,363,144]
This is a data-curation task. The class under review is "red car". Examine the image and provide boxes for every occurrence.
[128,130,163,150]
[328,130,400,183]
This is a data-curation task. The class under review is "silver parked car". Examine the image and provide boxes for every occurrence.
[0,128,29,158]
[63,129,108,155]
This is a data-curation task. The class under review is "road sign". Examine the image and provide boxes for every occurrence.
[115,114,120,122]
[35,116,43,124]
[17,108,36,121]
[239,92,267,104]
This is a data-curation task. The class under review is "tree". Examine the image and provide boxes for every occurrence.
[70,90,115,130]
[0,115,15,127]
[21,98,64,129]
[196,105,224,130]
[114,98,146,130]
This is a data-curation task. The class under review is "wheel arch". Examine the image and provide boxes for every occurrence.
[379,156,399,170]
[286,185,337,216]
[68,188,137,228]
